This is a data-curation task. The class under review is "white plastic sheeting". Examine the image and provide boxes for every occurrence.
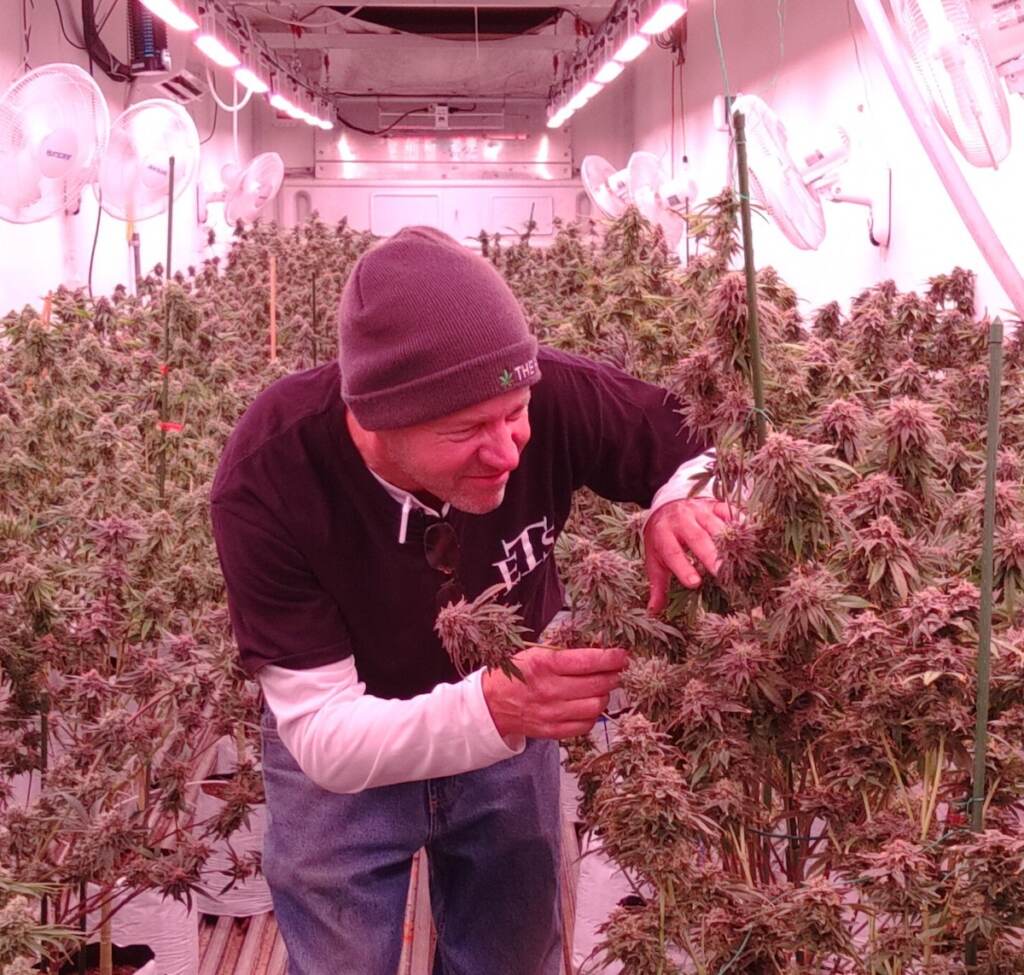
[192,734,274,917]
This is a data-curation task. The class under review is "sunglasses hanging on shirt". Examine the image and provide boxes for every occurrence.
[424,520,464,610]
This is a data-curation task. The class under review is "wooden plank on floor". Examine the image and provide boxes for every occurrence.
[267,928,289,975]
[217,917,248,975]
[233,913,270,975]
[254,913,281,975]
[198,915,234,975]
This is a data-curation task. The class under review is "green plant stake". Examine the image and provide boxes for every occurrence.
[966,316,1003,970]
[311,273,319,367]
[732,109,768,449]
[157,156,176,506]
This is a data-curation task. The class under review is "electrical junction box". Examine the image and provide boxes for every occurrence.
[434,104,450,130]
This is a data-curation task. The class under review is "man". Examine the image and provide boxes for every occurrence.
[211,226,729,975]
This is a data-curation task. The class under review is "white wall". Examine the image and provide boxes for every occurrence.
[0,3,255,315]
[571,0,1024,319]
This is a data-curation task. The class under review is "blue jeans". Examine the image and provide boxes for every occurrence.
[260,706,563,975]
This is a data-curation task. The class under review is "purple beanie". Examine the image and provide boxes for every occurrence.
[338,226,541,431]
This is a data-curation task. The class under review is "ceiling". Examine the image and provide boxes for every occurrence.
[235,2,617,99]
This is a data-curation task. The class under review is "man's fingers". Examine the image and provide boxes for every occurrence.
[711,501,736,522]
[657,536,701,590]
[548,646,628,677]
[670,509,722,577]
[549,695,610,724]
[540,672,621,701]
[645,549,670,614]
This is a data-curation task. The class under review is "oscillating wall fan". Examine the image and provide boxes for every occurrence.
[0,63,109,223]
[732,93,891,250]
[890,0,1024,168]
[199,152,285,225]
[626,151,698,254]
[580,155,632,219]
[98,99,200,222]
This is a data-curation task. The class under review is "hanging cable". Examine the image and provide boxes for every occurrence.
[232,77,240,162]
[670,60,676,178]
[88,191,103,300]
[336,104,434,137]
[81,0,133,82]
[679,49,687,158]
[230,3,374,32]
[711,0,732,100]
[97,0,120,33]
[205,63,254,112]
[21,0,35,72]
[53,0,86,50]
[200,100,220,145]
[767,0,787,103]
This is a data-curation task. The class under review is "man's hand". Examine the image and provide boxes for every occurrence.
[644,498,735,614]
[481,646,628,740]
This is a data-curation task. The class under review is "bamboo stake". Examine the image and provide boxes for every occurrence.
[269,252,278,363]
[39,685,49,928]
[41,292,52,325]
[78,880,88,975]
[732,109,768,449]
[157,157,176,507]
[100,897,112,975]
[966,316,1004,970]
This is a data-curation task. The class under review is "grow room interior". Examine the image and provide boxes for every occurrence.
[3,0,1024,974]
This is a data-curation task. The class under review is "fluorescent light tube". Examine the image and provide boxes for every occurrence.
[613,34,650,62]
[640,2,686,35]
[234,67,269,94]
[581,81,603,99]
[270,93,295,114]
[195,34,240,69]
[194,34,241,69]
[139,0,198,31]
[595,59,625,84]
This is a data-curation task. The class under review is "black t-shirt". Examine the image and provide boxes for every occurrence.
[210,347,706,700]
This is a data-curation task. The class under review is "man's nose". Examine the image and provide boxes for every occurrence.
[478,424,521,471]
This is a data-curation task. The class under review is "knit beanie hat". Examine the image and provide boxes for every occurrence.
[338,226,540,430]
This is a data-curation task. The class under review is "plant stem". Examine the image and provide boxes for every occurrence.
[732,109,768,449]
[880,735,914,822]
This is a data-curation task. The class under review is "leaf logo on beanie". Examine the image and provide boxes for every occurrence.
[499,369,514,389]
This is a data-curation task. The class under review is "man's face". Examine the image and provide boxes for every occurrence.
[375,388,532,514]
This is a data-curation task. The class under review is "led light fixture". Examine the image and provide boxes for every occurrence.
[234,54,269,94]
[613,33,650,62]
[595,59,625,84]
[546,108,571,129]
[195,34,240,68]
[640,2,686,35]
[139,0,199,32]
[580,80,604,99]
[269,90,295,115]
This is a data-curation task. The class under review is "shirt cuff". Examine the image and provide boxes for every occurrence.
[466,668,527,757]
[645,450,716,528]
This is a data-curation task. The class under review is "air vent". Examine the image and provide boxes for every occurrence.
[155,65,206,104]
